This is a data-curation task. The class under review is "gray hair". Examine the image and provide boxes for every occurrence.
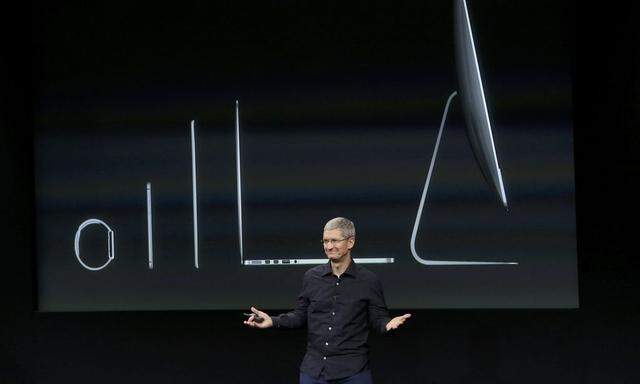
[324,217,355,239]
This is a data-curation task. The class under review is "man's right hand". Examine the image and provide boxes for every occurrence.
[243,306,273,329]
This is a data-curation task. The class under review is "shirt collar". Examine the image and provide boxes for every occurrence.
[322,258,357,277]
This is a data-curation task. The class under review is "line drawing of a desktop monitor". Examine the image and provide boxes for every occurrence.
[234,101,394,266]
[409,0,517,266]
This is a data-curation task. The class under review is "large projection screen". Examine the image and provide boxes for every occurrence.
[34,0,577,311]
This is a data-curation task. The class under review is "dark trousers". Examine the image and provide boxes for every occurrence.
[299,370,373,384]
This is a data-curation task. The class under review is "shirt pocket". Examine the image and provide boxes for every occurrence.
[309,297,333,314]
[339,290,368,322]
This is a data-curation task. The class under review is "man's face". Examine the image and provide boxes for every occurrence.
[322,229,354,262]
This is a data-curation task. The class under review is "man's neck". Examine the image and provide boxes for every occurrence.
[330,254,352,277]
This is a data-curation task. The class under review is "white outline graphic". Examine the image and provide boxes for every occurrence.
[244,258,394,266]
[456,0,507,207]
[191,120,200,269]
[409,92,517,266]
[74,218,115,271]
[235,100,244,264]
[146,182,153,269]
[462,0,505,205]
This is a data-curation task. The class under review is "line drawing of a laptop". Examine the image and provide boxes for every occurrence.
[234,101,394,266]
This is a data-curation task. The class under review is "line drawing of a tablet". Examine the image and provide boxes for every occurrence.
[235,101,245,264]
[409,0,517,266]
[191,120,200,269]
[234,101,394,266]
[147,182,153,269]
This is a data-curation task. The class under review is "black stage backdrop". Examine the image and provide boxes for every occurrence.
[2,1,639,383]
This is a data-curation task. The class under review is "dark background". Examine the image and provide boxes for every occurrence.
[2,0,638,382]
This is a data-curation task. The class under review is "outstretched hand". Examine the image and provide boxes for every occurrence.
[385,313,411,331]
[243,306,273,329]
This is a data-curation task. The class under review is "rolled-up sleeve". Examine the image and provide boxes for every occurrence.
[368,277,391,334]
[272,272,310,329]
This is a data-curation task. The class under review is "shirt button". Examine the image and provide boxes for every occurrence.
[328,327,332,331]
[332,312,335,316]
[325,342,329,346]
[336,282,339,286]
[323,356,327,360]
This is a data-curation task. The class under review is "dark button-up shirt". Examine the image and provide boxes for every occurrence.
[272,259,391,380]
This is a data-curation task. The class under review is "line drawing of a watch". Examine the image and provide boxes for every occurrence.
[74,218,115,271]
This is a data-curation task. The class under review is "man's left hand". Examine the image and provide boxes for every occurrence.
[385,313,411,331]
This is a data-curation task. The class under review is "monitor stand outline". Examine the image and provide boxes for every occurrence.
[410,92,517,266]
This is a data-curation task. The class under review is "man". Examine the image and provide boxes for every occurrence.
[244,217,411,384]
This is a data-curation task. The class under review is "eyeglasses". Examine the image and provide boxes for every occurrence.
[321,237,352,246]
